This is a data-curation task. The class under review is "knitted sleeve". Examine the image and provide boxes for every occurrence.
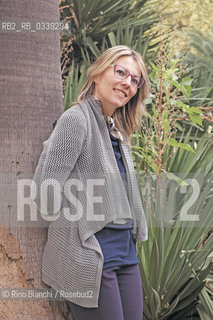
[32,107,87,216]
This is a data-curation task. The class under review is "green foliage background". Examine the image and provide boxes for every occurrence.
[164,0,213,53]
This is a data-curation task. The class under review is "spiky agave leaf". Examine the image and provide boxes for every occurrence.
[137,131,213,319]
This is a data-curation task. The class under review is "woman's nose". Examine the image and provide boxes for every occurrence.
[122,75,132,86]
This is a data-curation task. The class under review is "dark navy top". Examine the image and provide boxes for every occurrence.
[95,133,139,269]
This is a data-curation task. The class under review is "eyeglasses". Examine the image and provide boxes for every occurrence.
[112,64,145,89]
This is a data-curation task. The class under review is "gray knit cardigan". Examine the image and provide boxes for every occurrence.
[32,95,148,308]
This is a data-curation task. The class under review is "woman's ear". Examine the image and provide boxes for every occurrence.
[93,76,98,84]
[93,73,101,84]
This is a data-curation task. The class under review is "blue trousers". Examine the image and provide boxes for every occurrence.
[67,264,143,320]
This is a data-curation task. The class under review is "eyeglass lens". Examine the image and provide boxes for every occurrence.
[114,65,144,88]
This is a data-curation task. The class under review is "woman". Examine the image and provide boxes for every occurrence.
[32,45,149,320]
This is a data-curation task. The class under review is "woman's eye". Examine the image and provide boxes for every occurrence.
[116,69,125,76]
[132,78,139,85]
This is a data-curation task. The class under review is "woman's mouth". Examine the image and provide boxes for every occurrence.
[113,88,127,97]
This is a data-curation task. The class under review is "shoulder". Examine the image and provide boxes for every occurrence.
[60,104,87,125]
[56,103,88,133]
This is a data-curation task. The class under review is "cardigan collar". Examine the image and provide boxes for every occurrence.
[91,95,123,141]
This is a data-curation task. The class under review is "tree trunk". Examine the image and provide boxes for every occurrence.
[0,1,72,318]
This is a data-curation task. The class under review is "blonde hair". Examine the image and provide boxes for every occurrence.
[77,45,150,140]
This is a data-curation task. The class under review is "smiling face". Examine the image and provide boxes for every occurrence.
[93,56,141,116]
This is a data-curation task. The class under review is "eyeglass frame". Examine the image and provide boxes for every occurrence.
[111,64,145,89]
